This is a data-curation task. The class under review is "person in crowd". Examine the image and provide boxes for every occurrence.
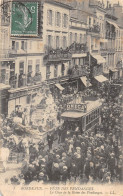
[47,133,54,150]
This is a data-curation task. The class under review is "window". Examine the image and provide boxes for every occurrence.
[19,62,24,74]
[36,59,40,73]
[83,34,86,43]
[70,32,72,45]
[86,116,89,124]
[89,17,91,25]
[56,12,61,26]
[16,42,19,50]
[21,41,24,50]
[12,41,15,50]
[46,65,50,79]
[63,14,68,28]
[80,34,82,43]
[61,63,65,76]
[30,41,32,49]
[48,35,52,48]
[10,63,15,77]
[56,36,59,48]
[63,36,67,49]
[1,69,6,83]
[47,10,52,25]
[54,65,58,78]
[28,60,32,73]
[75,33,77,42]
[28,65,32,73]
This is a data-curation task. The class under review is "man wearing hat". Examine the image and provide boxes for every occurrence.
[48,132,54,150]
[61,166,68,183]
[52,162,61,182]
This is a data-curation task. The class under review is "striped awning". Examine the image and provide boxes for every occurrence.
[55,83,64,91]
[94,75,108,83]
[80,76,92,87]
[91,53,106,64]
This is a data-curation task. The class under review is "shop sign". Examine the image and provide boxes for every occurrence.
[67,103,87,112]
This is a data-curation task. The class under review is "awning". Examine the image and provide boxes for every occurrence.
[94,75,108,83]
[61,111,84,118]
[100,39,108,43]
[72,53,87,58]
[91,53,106,64]
[106,20,119,29]
[109,68,118,72]
[80,76,92,87]
[0,83,11,90]
[55,83,64,91]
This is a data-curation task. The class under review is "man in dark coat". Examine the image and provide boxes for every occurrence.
[47,133,54,150]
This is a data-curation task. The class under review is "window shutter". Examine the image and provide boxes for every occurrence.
[55,11,57,26]
[52,11,54,26]
[66,15,68,28]
[25,42,27,50]
[51,35,53,48]
[59,13,61,27]
[16,42,19,50]
[47,10,49,25]
[62,13,64,27]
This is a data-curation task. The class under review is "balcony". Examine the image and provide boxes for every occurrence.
[44,46,72,63]
[69,42,87,54]
[105,31,116,40]
[88,25,100,34]
[89,0,105,9]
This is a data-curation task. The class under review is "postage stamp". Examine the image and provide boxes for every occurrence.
[11,2,38,36]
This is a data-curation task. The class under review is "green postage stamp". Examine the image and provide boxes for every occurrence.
[11,2,38,36]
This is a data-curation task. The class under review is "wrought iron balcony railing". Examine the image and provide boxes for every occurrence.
[88,25,100,34]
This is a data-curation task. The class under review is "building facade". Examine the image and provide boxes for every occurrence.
[0,0,123,116]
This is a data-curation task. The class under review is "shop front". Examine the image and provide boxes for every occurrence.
[0,84,11,116]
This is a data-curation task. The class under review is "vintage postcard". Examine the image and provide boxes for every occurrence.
[0,0,123,195]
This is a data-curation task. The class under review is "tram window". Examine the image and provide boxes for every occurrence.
[86,116,89,124]
[94,111,96,119]
[96,110,98,117]
[98,108,100,115]
[92,112,94,120]
[89,114,91,122]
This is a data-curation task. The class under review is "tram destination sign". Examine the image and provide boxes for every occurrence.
[67,103,87,112]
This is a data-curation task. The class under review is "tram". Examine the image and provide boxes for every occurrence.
[61,98,102,132]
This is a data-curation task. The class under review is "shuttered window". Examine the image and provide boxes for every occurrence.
[19,62,24,74]
[56,12,61,27]
[36,59,40,73]
[47,10,52,25]
[56,36,59,48]
[70,32,72,45]
[63,14,68,28]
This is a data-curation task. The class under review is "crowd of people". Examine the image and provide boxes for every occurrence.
[0,80,122,185]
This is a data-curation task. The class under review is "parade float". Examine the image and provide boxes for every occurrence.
[9,84,63,142]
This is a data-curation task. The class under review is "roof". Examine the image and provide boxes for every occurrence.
[45,0,73,10]
[106,20,119,29]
